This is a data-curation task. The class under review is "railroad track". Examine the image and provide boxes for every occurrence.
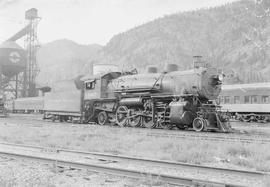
[3,114,270,144]
[0,142,267,186]
[145,131,270,144]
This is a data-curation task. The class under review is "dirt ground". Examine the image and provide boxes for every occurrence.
[0,155,172,187]
[231,121,270,136]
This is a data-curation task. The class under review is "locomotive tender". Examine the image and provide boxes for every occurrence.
[44,61,231,132]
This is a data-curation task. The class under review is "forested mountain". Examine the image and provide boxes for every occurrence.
[36,0,270,85]
[98,0,270,84]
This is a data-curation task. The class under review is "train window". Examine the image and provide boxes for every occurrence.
[262,96,269,103]
[244,96,250,103]
[251,95,258,103]
[234,96,240,104]
[224,96,230,104]
[85,81,95,90]
[219,97,224,104]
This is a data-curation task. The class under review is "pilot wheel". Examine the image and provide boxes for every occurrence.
[192,117,205,132]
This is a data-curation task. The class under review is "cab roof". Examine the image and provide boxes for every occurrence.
[80,72,121,82]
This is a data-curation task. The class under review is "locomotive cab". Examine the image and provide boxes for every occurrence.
[83,72,121,100]
[82,72,121,123]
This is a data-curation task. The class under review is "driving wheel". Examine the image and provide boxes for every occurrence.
[116,106,128,127]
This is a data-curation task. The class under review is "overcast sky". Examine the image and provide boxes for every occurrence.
[0,0,239,45]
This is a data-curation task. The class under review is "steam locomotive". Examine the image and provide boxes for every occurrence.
[43,60,231,132]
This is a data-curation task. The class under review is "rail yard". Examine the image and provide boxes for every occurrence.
[0,114,270,186]
[1,62,270,186]
[0,141,267,187]
[1,1,270,186]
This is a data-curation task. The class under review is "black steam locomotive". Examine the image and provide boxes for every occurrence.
[43,60,231,132]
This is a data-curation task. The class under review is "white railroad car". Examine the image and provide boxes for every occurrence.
[219,82,270,122]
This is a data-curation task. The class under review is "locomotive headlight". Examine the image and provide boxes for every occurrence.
[218,74,224,81]
[211,74,224,85]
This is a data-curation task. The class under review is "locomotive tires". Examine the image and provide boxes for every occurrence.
[192,117,204,132]
[116,106,129,127]
[129,115,142,127]
[97,111,108,125]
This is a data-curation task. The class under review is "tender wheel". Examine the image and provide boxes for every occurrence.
[98,111,108,125]
[193,117,205,132]
[116,106,128,127]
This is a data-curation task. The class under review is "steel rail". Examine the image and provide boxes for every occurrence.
[0,142,267,179]
[0,150,245,187]
[146,132,270,144]
[3,115,270,144]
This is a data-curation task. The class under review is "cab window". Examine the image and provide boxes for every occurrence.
[85,81,95,90]
[251,95,258,103]
[262,96,269,103]
[244,96,250,103]
[224,96,230,104]
[234,96,240,104]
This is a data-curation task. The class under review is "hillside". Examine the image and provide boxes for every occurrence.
[36,39,102,85]
[99,0,270,83]
[36,0,270,86]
